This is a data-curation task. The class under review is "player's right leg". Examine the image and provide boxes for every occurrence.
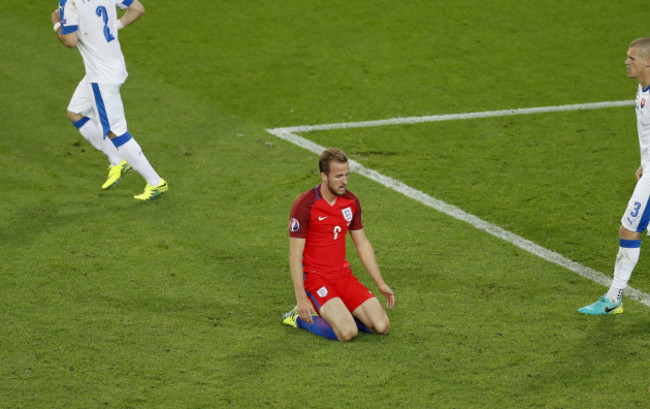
[281,306,338,341]
[68,109,131,189]
[283,273,357,341]
[67,77,124,169]
[318,298,358,341]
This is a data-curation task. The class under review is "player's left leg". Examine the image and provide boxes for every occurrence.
[579,174,650,315]
[607,226,643,302]
[337,273,390,335]
[90,82,167,200]
[605,174,650,305]
[352,297,391,335]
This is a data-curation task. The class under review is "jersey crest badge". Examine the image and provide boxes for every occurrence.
[642,98,647,108]
[341,207,353,222]
[317,286,328,297]
[289,218,300,232]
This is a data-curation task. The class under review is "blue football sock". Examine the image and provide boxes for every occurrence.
[355,318,373,334]
[296,316,338,341]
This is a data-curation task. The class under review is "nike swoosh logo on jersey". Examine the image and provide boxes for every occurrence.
[318,216,328,221]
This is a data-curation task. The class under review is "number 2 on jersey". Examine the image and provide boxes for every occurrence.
[96,6,116,43]
[333,226,342,240]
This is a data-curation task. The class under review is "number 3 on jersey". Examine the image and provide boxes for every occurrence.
[630,201,642,218]
[333,226,342,240]
[96,6,116,42]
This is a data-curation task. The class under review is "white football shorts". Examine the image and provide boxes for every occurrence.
[621,171,650,234]
[67,76,128,138]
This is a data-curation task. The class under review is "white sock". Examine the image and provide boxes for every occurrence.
[115,138,162,186]
[607,241,641,302]
[78,119,122,166]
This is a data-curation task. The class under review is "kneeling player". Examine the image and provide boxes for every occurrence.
[282,148,395,341]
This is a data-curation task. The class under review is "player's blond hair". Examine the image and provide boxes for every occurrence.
[319,147,348,174]
[630,37,650,59]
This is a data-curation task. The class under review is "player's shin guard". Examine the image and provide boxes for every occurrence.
[296,316,338,341]
[607,238,641,302]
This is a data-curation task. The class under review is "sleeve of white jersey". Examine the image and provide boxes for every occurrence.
[117,0,135,10]
[60,0,79,35]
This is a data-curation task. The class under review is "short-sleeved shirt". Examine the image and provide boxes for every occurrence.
[59,0,133,84]
[289,185,363,276]
[636,84,650,168]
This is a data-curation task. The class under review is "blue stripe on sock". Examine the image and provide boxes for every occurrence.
[355,318,372,334]
[619,239,642,248]
[91,83,111,139]
[72,116,90,129]
[110,131,132,148]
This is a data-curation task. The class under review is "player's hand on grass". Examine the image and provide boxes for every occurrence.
[378,283,395,309]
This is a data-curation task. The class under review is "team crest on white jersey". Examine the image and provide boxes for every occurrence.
[289,218,300,232]
[341,207,353,222]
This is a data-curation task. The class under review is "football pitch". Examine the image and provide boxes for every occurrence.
[2,1,650,408]
[269,100,650,307]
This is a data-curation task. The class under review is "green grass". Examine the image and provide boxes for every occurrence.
[2,0,650,407]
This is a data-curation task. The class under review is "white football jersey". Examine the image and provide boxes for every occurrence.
[636,84,650,168]
[60,0,133,84]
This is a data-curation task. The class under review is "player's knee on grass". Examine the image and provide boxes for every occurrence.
[372,316,391,335]
[353,298,390,335]
[334,323,358,342]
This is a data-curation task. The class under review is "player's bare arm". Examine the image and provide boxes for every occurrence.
[51,9,77,48]
[119,0,146,28]
[350,228,395,309]
[289,237,315,323]
[636,165,644,181]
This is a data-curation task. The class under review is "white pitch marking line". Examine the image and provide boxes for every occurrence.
[267,100,650,308]
[271,100,635,133]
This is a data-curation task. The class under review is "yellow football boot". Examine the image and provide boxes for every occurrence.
[102,159,131,190]
[134,179,168,201]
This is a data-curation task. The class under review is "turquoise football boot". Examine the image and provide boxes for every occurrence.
[578,295,623,315]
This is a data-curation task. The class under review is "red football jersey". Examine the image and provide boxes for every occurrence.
[289,184,363,275]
